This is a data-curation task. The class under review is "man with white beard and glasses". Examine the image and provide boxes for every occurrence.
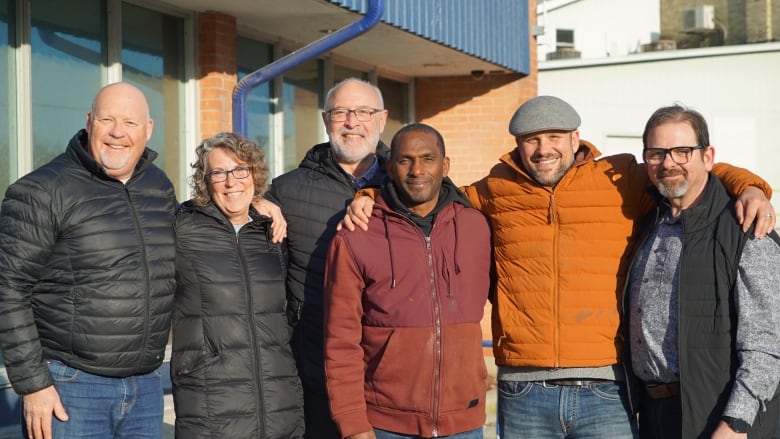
[259,78,390,439]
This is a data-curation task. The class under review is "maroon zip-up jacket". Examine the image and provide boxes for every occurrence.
[323,192,491,438]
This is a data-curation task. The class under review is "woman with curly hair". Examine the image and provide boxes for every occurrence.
[170,132,303,438]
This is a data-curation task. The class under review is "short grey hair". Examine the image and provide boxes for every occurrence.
[324,77,384,110]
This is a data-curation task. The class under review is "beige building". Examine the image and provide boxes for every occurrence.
[661,0,780,48]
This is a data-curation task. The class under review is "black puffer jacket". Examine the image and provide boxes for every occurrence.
[264,141,388,392]
[171,201,304,439]
[0,129,176,395]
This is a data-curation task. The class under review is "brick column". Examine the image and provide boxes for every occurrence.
[198,11,238,140]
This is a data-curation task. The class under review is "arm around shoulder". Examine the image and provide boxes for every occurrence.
[712,163,775,236]
[712,163,772,199]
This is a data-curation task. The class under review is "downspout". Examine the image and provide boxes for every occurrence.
[232,0,386,135]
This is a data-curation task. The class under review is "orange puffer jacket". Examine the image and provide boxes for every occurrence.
[464,141,765,368]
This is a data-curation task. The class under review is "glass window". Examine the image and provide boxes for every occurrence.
[122,3,184,198]
[378,77,408,146]
[0,0,13,196]
[30,0,104,170]
[282,59,322,173]
[237,37,274,171]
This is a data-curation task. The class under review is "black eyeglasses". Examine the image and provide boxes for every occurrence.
[206,166,252,183]
[642,146,704,165]
[326,107,384,122]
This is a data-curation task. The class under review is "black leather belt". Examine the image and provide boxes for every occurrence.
[644,382,680,399]
[542,378,610,386]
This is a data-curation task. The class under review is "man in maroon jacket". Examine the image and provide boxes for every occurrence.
[323,123,491,439]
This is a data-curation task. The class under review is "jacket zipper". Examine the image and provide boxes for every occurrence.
[425,236,442,437]
[125,186,152,370]
[387,210,446,436]
[236,227,266,436]
[549,192,561,367]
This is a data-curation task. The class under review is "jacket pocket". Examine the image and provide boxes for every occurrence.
[439,324,487,416]
[46,360,81,383]
[171,351,221,384]
[365,326,434,414]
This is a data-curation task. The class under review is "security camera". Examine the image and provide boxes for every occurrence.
[470,70,485,80]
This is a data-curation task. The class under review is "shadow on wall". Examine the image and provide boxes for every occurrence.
[415,74,524,121]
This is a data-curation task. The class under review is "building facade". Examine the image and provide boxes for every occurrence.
[536,0,661,60]
[0,2,538,433]
[660,0,780,48]
[0,0,538,199]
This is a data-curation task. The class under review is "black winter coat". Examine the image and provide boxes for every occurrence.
[264,141,388,392]
[0,129,176,395]
[171,201,304,438]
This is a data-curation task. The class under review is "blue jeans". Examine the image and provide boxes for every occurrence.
[374,427,483,439]
[38,360,163,439]
[497,380,638,439]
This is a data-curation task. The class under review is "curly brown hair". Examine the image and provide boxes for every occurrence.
[190,132,269,207]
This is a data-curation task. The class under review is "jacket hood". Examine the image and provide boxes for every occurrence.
[376,176,471,290]
[66,129,159,182]
[381,176,471,227]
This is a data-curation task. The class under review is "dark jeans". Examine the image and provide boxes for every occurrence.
[302,384,340,439]
[640,388,780,438]
[638,391,682,439]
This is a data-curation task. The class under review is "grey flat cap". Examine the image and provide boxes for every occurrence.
[509,96,581,136]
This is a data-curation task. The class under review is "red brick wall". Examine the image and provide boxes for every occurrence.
[415,74,536,187]
[416,2,538,187]
[198,11,238,140]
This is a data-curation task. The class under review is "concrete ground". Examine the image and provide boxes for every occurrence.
[163,357,500,439]
[483,356,498,439]
[163,394,175,438]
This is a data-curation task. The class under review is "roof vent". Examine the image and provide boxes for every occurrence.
[681,5,715,33]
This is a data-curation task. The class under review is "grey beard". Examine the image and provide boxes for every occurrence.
[657,180,688,199]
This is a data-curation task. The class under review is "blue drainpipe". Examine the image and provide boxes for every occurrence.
[232,0,386,135]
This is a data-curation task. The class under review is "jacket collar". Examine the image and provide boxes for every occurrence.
[299,140,390,187]
[179,199,271,229]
